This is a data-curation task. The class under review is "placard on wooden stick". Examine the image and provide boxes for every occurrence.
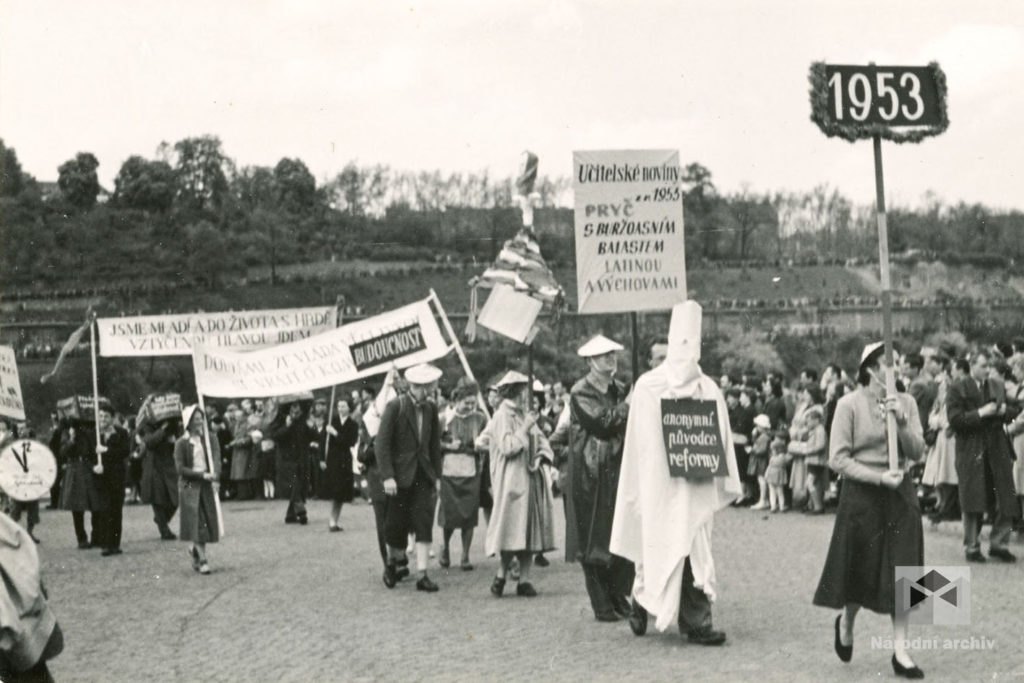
[476,283,543,344]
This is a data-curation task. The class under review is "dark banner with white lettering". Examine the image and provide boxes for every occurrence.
[349,323,427,371]
[660,397,728,479]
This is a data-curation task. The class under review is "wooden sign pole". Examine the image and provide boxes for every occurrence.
[872,134,900,472]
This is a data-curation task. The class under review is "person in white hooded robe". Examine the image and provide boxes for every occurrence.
[609,301,742,644]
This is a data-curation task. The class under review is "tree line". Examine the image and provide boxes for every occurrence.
[2,136,1022,292]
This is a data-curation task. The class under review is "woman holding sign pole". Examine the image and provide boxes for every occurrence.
[175,405,221,575]
[813,342,925,679]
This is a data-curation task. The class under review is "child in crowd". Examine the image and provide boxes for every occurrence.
[792,406,827,513]
[748,414,772,510]
[764,432,790,512]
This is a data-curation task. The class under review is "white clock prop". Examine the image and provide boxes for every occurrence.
[0,439,58,502]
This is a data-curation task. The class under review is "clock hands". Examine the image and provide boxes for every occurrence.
[11,442,30,473]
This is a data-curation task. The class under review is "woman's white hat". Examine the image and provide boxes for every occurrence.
[181,404,202,429]
[859,341,885,370]
[754,414,771,430]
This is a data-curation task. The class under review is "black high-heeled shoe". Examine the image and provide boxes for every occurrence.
[891,654,924,679]
[833,614,852,662]
[490,575,506,597]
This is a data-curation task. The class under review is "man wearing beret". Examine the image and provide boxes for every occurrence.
[377,364,444,592]
[566,334,635,622]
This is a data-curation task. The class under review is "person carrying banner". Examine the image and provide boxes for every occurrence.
[316,397,358,532]
[59,401,111,550]
[175,405,222,575]
[812,341,926,678]
[93,404,130,556]
[139,416,182,540]
[377,364,444,593]
[610,301,742,644]
[271,399,315,526]
[565,335,635,622]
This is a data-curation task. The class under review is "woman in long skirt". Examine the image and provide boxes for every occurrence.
[477,371,556,598]
[438,379,488,570]
[175,405,221,575]
[813,342,926,679]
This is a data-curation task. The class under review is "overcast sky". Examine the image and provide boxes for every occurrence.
[2,1,1022,210]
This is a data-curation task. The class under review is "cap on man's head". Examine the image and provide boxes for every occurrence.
[577,334,624,358]
[404,364,442,385]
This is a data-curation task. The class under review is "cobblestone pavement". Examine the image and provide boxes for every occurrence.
[30,495,1024,682]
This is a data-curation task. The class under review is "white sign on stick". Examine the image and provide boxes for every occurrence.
[573,149,687,313]
[0,346,26,421]
[97,306,336,357]
[193,298,449,398]
[477,284,543,344]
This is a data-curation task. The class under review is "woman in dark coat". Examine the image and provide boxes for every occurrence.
[139,418,181,540]
[316,397,358,531]
[175,405,221,575]
[813,342,926,679]
[59,418,106,549]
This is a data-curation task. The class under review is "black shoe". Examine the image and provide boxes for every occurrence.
[516,582,537,597]
[395,558,410,581]
[416,575,439,592]
[687,626,726,646]
[285,517,298,524]
[160,530,177,540]
[77,541,92,550]
[101,548,122,557]
[382,564,398,589]
[892,654,924,679]
[439,547,451,568]
[490,575,506,597]
[628,599,648,636]
[595,612,620,622]
[534,553,550,567]
[988,547,1017,563]
[833,614,852,662]
[965,550,987,563]
[29,534,40,544]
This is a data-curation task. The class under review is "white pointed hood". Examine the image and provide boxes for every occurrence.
[663,300,704,390]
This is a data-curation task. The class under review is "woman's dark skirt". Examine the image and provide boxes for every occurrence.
[813,475,923,615]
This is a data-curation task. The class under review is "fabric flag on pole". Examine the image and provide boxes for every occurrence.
[360,366,398,439]
[40,308,94,384]
[468,152,563,340]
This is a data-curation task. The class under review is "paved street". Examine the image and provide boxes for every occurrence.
[31,495,1023,682]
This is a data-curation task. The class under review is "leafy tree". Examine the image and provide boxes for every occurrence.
[57,152,100,209]
[182,220,234,287]
[726,189,778,260]
[681,162,720,260]
[273,157,316,214]
[112,156,176,212]
[0,138,25,197]
[172,135,231,212]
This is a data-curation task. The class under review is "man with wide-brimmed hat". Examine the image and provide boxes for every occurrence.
[565,334,635,622]
[377,363,444,592]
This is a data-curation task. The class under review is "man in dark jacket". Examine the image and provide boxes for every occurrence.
[93,405,130,556]
[376,364,443,593]
[947,351,1019,562]
[140,419,180,540]
[567,335,634,622]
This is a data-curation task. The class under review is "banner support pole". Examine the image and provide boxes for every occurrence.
[428,289,488,414]
[872,134,899,472]
[196,392,225,539]
[89,317,101,465]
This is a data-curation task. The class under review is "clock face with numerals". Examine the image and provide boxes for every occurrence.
[0,439,58,502]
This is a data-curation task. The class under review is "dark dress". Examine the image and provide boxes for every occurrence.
[272,417,315,517]
[317,416,357,503]
[437,409,488,529]
[58,425,106,513]
[140,423,180,510]
[813,389,924,615]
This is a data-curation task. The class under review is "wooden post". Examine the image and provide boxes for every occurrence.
[873,134,899,472]
[428,289,488,414]
[89,317,101,465]
[196,393,226,539]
